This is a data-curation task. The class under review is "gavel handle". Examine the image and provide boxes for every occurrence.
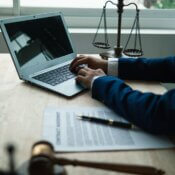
[54,158,165,175]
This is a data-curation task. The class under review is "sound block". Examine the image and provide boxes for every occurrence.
[17,160,67,175]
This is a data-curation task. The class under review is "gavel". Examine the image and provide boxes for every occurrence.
[29,141,165,175]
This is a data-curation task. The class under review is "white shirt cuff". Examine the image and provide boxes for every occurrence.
[107,58,119,76]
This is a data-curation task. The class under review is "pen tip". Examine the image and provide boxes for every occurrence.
[76,115,82,120]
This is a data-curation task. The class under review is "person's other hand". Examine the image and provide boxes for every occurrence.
[70,55,108,73]
[76,67,106,89]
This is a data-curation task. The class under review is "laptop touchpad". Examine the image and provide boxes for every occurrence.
[56,78,84,96]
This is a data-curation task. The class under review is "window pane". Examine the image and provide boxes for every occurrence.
[143,0,175,9]
[20,0,145,9]
[21,0,106,8]
[0,0,13,7]
[21,0,175,9]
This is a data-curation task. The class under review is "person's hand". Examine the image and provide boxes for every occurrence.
[70,55,108,73]
[76,67,106,89]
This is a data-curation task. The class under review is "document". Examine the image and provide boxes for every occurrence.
[42,106,175,152]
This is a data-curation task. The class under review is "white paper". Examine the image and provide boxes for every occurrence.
[42,106,175,152]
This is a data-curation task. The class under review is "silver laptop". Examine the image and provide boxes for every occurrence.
[0,12,85,97]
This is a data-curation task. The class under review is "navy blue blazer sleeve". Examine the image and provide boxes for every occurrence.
[92,76,175,134]
[118,56,175,82]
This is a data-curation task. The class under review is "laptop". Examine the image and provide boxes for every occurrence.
[0,12,85,97]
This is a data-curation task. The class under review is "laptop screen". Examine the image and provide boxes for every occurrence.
[4,16,73,68]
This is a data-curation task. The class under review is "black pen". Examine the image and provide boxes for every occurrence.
[77,115,135,129]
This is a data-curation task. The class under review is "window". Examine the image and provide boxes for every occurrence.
[0,0,13,7]
[19,0,175,9]
[20,0,106,8]
[0,0,13,15]
[0,0,175,29]
[143,0,175,9]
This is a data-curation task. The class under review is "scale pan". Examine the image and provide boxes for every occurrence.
[93,42,111,49]
[123,49,143,57]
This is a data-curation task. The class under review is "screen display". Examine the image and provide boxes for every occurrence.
[5,16,73,68]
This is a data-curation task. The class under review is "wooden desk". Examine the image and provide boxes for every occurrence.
[0,54,175,175]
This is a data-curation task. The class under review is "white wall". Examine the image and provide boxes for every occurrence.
[1,30,175,57]
[70,32,175,58]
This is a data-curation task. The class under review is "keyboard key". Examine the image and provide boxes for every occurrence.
[33,64,76,86]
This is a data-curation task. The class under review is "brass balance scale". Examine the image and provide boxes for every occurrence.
[92,0,143,59]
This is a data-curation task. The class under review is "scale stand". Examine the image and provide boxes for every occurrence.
[92,0,143,59]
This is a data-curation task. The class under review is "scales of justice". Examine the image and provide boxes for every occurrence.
[92,0,143,59]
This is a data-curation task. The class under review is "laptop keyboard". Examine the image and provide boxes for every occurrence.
[33,64,76,86]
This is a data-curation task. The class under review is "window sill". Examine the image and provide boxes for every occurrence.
[69,28,175,35]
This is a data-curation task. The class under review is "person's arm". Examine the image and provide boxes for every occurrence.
[92,76,175,134]
[90,58,119,87]
[118,56,175,82]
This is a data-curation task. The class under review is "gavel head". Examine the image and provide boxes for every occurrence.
[29,141,55,175]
